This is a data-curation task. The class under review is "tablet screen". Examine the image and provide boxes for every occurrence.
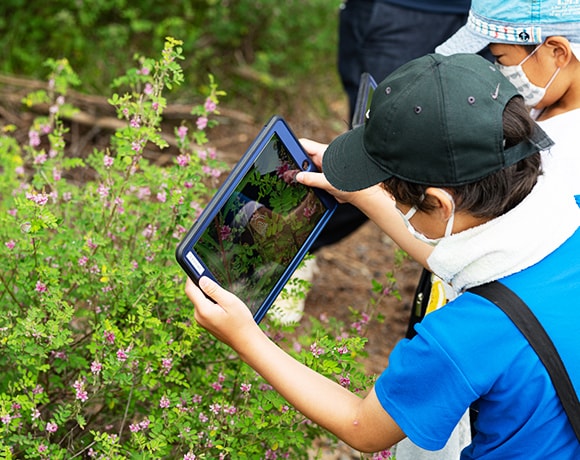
[185,130,330,317]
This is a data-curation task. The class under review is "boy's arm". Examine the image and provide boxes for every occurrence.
[185,277,406,453]
[296,170,433,269]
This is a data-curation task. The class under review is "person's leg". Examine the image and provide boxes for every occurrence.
[321,2,470,253]
[338,0,376,122]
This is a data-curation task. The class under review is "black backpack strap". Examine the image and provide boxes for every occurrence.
[469,281,580,442]
[405,267,433,339]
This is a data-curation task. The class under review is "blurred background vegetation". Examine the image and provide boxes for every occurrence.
[0,0,346,122]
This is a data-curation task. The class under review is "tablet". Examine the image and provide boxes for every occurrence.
[352,72,378,129]
[176,115,337,323]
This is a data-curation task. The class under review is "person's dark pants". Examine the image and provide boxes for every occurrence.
[312,1,470,251]
[338,0,470,121]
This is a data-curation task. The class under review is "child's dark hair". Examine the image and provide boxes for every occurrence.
[382,96,542,218]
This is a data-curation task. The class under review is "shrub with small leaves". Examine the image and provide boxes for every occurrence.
[0,38,398,459]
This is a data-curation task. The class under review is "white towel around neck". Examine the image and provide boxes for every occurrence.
[427,174,580,293]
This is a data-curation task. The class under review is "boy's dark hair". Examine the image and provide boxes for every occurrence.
[382,96,542,218]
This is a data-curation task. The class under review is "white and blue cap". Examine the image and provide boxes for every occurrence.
[436,0,580,58]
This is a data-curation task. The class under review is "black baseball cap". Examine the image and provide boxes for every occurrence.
[323,53,553,192]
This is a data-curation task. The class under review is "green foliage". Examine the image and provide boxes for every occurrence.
[0,38,395,459]
[0,0,343,114]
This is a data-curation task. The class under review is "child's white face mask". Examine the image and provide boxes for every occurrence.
[495,43,561,108]
[398,190,455,246]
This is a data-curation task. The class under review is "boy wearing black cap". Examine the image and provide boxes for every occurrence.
[185,53,580,457]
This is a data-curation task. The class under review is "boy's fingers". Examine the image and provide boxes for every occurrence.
[184,277,207,304]
[198,276,238,306]
[296,171,331,189]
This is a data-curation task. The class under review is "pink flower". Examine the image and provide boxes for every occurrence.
[38,444,47,453]
[130,116,141,128]
[29,130,41,147]
[144,83,153,95]
[176,154,189,167]
[303,206,315,218]
[204,98,217,113]
[35,281,48,293]
[104,155,114,167]
[78,256,89,266]
[184,452,196,460]
[103,330,115,344]
[159,395,170,409]
[91,360,102,374]
[196,116,208,130]
[26,192,49,206]
[116,349,128,362]
[142,224,156,238]
[131,140,142,152]
[46,421,58,433]
[34,153,48,164]
[33,385,44,395]
[339,375,351,388]
[161,358,173,374]
[129,423,141,433]
[310,342,324,358]
[76,389,88,402]
[337,345,349,355]
[53,168,61,181]
[219,225,231,241]
[240,383,252,393]
[137,187,151,200]
[5,240,15,250]
[157,191,167,203]
[177,126,188,140]
[97,183,109,199]
[224,405,237,415]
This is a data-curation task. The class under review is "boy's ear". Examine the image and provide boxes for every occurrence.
[544,36,574,67]
[424,187,454,221]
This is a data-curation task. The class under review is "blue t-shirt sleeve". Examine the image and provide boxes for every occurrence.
[374,326,478,450]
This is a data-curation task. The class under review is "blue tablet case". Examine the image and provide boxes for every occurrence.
[176,116,337,322]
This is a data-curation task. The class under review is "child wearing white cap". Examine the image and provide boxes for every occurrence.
[437,0,580,199]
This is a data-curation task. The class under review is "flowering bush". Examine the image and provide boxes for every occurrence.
[0,38,395,459]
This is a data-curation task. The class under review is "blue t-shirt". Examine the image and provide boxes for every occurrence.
[375,227,580,458]
[383,0,470,14]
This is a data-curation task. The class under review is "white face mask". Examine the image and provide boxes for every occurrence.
[398,190,456,246]
[495,43,561,108]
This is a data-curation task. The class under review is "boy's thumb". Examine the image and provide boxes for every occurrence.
[199,276,220,301]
